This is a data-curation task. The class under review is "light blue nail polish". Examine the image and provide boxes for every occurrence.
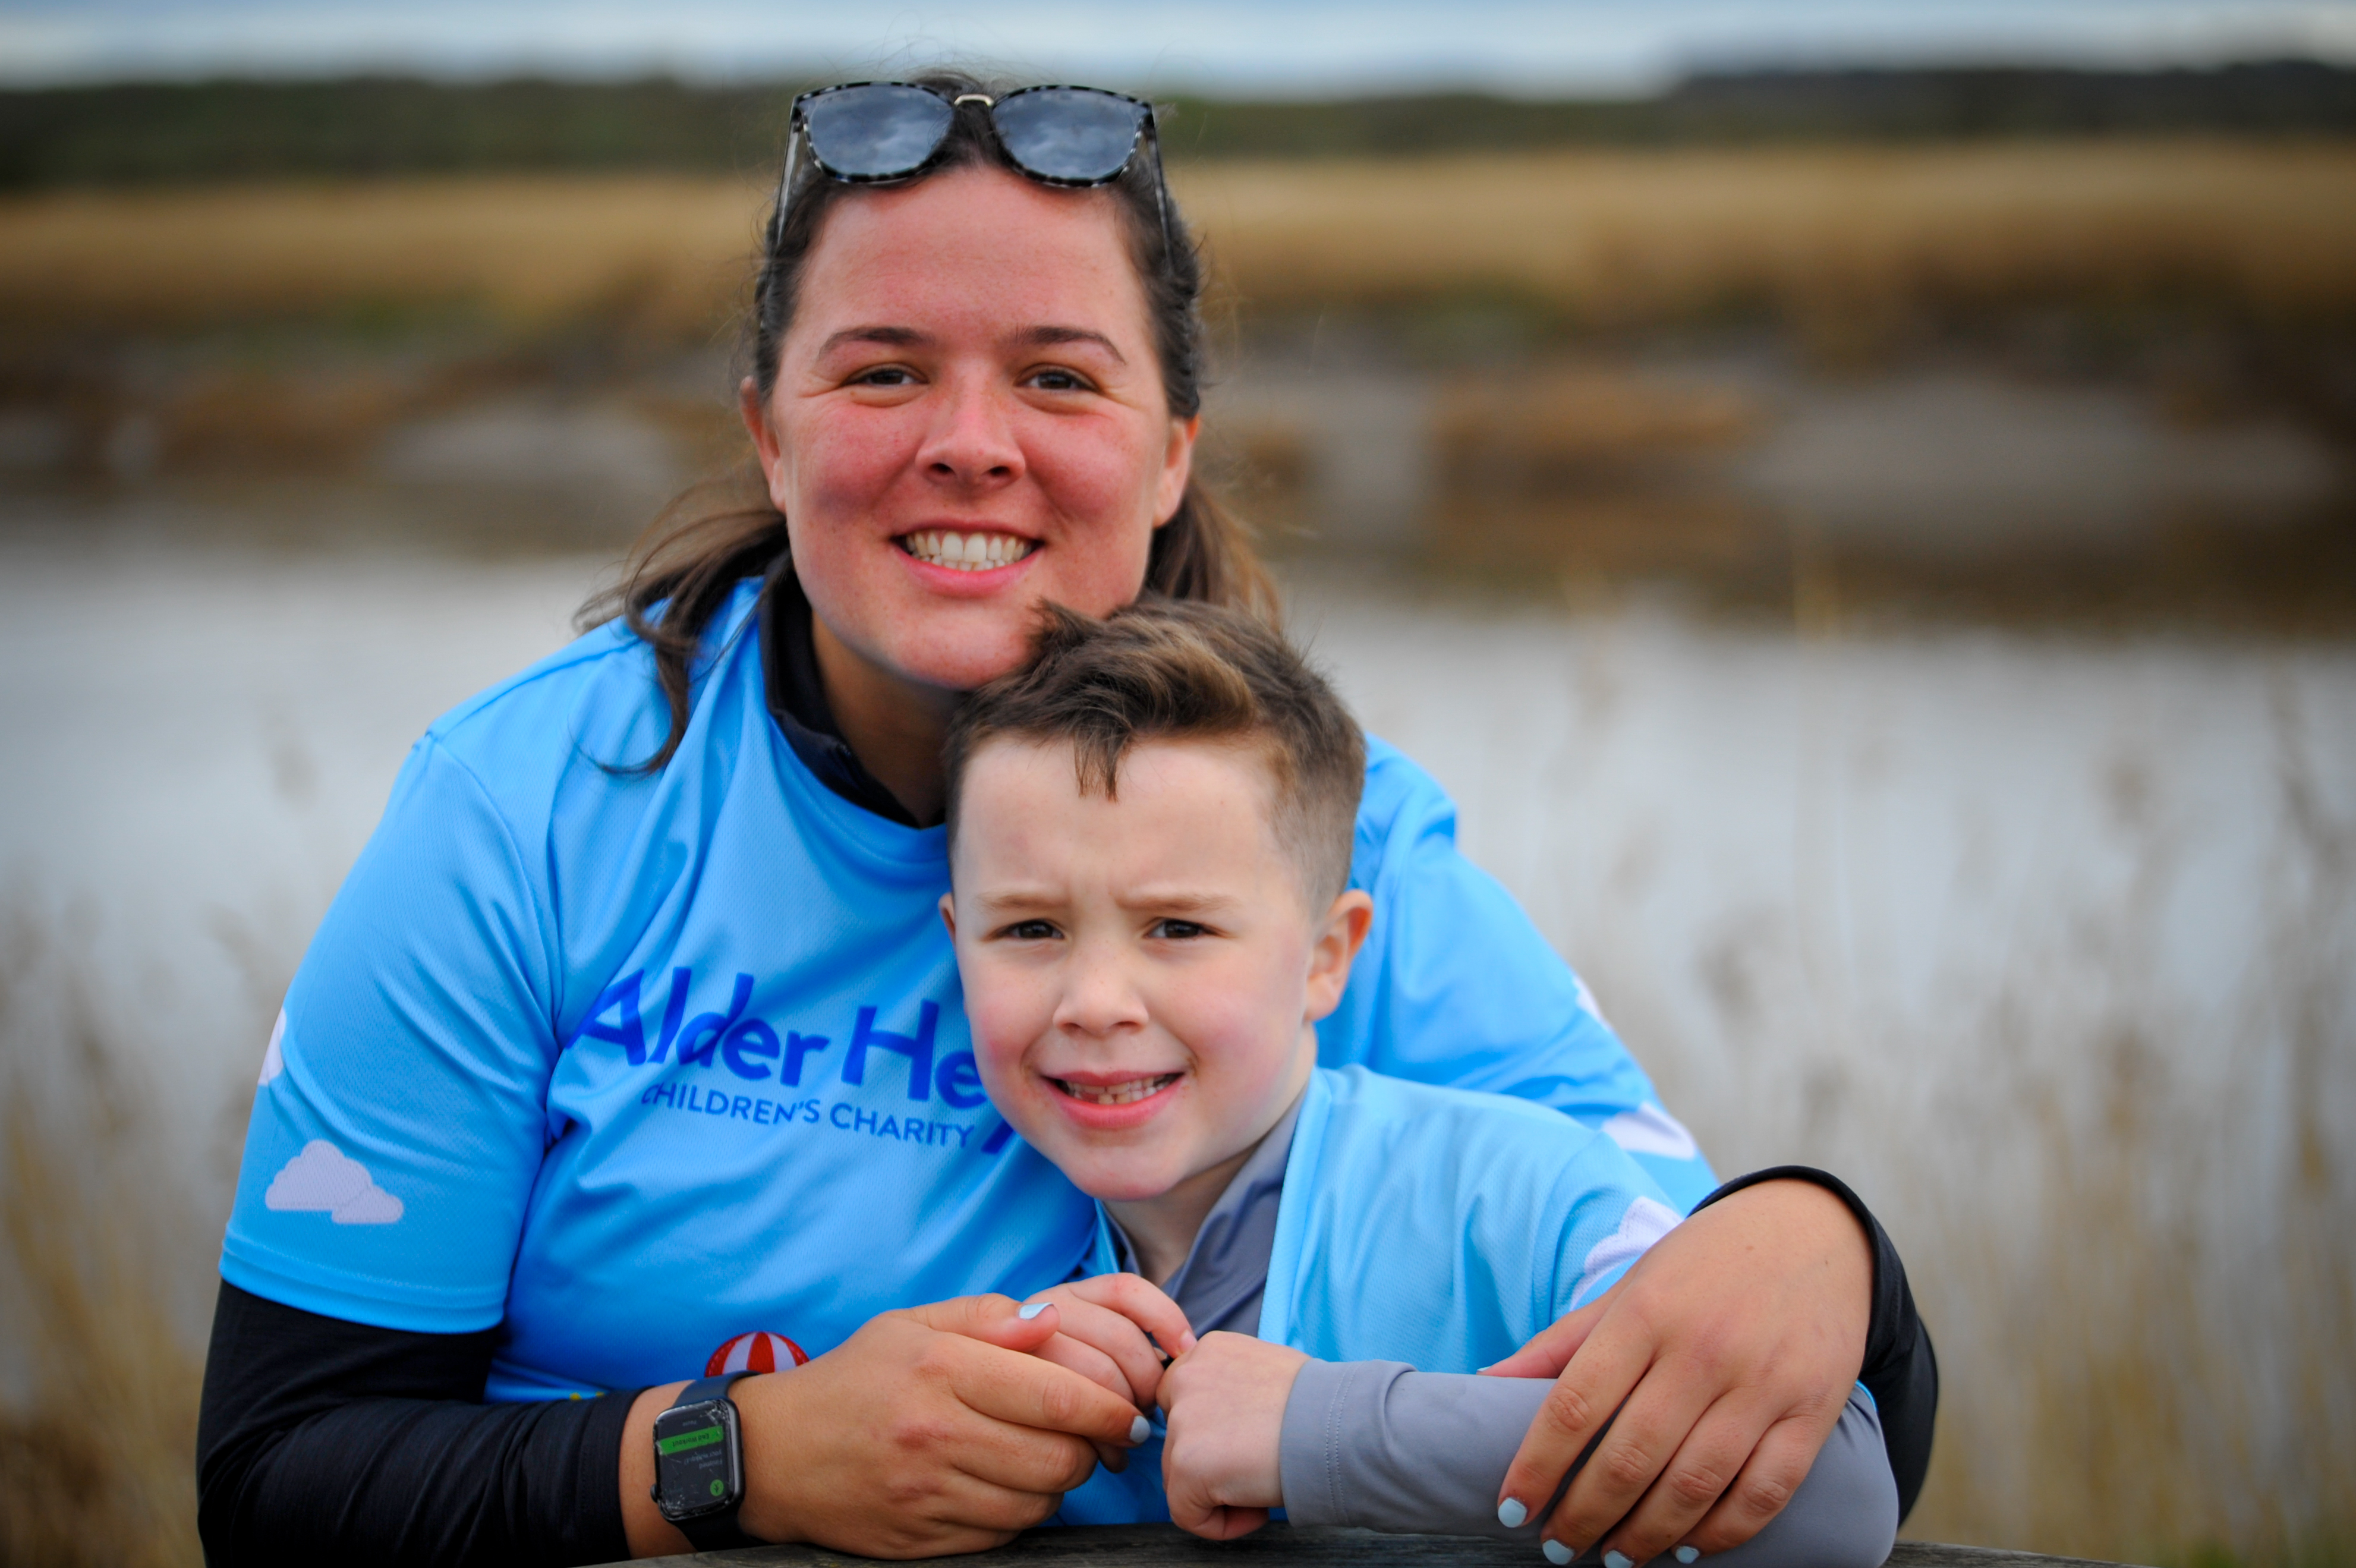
[1497,1498,1529,1528]
[1542,1541,1574,1565]
[1605,1552,1634,1568]
[1676,1547,1702,1564]
[1129,1415,1151,1444]
[1016,1301,1048,1320]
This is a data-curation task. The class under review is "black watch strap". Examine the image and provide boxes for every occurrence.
[668,1372,758,1551]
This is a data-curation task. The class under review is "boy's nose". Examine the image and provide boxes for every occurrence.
[1053,944,1149,1037]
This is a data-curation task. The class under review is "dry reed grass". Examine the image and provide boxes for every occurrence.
[0,922,207,1568]
[1,141,2352,341]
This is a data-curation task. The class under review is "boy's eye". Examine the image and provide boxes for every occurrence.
[1001,920,1061,941]
[1151,918,1208,940]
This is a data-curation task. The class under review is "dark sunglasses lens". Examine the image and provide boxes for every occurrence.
[993,89,1145,181]
[804,85,955,178]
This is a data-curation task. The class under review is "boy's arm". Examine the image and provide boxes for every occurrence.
[1277,1365,1898,1563]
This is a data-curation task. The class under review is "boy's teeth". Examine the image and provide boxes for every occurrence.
[1057,1074,1179,1107]
[901,530,1036,571]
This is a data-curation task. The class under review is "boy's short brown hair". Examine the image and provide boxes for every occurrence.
[944,598,1366,901]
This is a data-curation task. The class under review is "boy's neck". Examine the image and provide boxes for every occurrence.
[1104,1143,1259,1287]
[1101,1075,1312,1288]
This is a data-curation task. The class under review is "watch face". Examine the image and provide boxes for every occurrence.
[652,1398,742,1522]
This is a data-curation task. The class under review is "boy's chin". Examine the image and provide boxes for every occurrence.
[1054,1149,1188,1205]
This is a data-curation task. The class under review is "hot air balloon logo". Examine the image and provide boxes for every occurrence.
[705,1331,810,1377]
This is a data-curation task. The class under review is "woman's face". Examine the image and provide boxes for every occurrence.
[747,164,1197,696]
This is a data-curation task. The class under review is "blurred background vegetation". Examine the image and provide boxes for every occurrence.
[1,52,2352,1568]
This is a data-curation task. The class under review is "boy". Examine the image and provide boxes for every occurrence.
[939,600,1897,1564]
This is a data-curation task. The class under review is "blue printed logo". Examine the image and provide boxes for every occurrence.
[568,967,1004,1150]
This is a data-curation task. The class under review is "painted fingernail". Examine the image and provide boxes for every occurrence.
[1017,1301,1049,1320]
[1541,1540,1574,1566]
[1497,1498,1529,1528]
[1676,1548,1702,1564]
[1605,1552,1634,1568]
[1129,1415,1151,1444]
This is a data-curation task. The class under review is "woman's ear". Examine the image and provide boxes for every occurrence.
[1152,414,1201,528]
[1303,889,1374,1024]
[740,376,789,508]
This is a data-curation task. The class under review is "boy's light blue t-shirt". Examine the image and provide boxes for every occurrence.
[1057,1065,1683,1525]
[222,581,1713,1396]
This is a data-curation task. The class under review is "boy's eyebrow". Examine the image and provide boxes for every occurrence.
[1114,889,1242,915]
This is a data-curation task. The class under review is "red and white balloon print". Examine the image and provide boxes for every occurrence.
[704,1330,810,1377]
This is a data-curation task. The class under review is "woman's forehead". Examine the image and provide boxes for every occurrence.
[792,165,1149,340]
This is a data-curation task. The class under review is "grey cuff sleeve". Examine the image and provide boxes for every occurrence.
[1278,1363,1898,1567]
[1278,1359,1549,1538]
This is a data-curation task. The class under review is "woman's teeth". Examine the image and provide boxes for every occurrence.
[901,530,1035,571]
[1055,1074,1179,1107]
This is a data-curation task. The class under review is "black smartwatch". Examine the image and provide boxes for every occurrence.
[650,1372,758,1550]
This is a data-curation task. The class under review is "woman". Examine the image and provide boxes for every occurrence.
[197,73,1933,1567]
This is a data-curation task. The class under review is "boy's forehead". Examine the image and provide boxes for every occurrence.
[956,735,1285,857]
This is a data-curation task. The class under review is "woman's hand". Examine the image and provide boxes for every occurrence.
[1017,1273,1197,1412]
[620,1295,1156,1560]
[1487,1179,1871,1566]
[1156,1332,1308,1541]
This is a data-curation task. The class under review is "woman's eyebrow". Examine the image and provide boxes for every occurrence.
[817,325,927,356]
[1016,325,1126,364]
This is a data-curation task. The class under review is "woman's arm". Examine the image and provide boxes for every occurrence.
[202,1282,1154,1567]
[197,1281,636,1567]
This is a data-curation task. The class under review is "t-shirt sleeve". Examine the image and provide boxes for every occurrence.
[1322,739,1719,1210]
[221,734,562,1333]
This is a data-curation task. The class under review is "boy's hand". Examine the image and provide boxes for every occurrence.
[1157,1332,1308,1540]
[1018,1273,1196,1411]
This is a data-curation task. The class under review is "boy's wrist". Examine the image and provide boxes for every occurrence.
[1159,1333,1307,1522]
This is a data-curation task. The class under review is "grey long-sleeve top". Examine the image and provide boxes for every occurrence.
[1104,1104,1901,1563]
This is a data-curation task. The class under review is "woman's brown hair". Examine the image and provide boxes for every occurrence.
[578,67,1279,772]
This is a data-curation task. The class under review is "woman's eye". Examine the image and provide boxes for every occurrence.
[1026,367,1092,393]
[852,366,917,387]
[1151,919,1208,940]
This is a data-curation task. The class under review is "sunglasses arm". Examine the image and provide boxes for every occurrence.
[1143,115,1174,256]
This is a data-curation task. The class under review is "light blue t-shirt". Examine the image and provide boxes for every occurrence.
[222,580,1713,1398]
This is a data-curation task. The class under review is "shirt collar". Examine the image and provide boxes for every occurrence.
[760,560,930,830]
[1104,1089,1305,1339]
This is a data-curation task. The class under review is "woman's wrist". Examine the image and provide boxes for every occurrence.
[618,1381,692,1558]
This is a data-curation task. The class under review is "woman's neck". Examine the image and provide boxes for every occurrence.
[810,616,959,826]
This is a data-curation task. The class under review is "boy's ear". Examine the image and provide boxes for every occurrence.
[938,892,958,941]
[1303,889,1374,1024]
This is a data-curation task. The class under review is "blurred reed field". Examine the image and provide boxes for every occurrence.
[5,141,2354,335]
[2,65,2354,1568]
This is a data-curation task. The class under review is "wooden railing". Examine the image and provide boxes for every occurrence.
[629,1523,2141,1566]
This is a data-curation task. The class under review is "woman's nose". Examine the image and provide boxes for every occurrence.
[916,375,1024,490]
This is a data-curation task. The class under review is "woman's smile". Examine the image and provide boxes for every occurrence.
[897,528,1041,574]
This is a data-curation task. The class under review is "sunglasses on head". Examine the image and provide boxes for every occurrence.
[779,81,1171,245]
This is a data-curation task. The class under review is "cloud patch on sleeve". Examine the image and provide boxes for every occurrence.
[264,1139,405,1225]
[1571,1194,1682,1306]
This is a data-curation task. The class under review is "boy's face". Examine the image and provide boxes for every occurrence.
[944,737,1369,1203]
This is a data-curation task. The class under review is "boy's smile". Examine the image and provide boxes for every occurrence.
[943,736,1369,1279]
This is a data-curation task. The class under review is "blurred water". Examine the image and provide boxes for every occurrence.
[0,523,2350,1560]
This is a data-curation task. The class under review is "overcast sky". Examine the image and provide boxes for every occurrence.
[7,0,2354,92]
